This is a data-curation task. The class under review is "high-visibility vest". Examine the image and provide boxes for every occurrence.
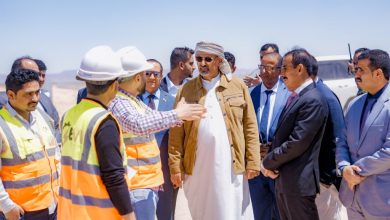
[0,107,59,211]
[58,99,126,220]
[117,91,164,189]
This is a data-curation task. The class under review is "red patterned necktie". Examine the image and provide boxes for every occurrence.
[285,92,298,109]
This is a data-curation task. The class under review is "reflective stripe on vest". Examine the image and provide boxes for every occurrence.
[123,134,155,145]
[3,172,59,189]
[127,155,161,167]
[61,156,100,175]
[1,148,56,166]
[59,187,114,208]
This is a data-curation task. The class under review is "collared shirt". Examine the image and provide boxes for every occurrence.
[109,88,182,136]
[141,89,161,109]
[360,83,388,126]
[295,78,314,95]
[259,81,280,141]
[0,102,57,214]
[37,90,50,112]
[166,75,188,97]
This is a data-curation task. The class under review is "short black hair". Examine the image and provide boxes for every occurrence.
[86,79,116,95]
[224,52,235,66]
[170,47,194,69]
[147,58,163,74]
[354,47,369,55]
[11,56,35,71]
[260,43,279,53]
[309,55,318,76]
[358,49,390,80]
[34,59,47,71]
[284,48,314,76]
[5,68,39,93]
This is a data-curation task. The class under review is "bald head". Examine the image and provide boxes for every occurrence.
[11,56,39,73]
[21,59,39,72]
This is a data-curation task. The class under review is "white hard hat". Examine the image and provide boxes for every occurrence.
[117,46,153,78]
[76,45,125,84]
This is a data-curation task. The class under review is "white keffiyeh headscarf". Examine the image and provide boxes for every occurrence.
[195,41,233,80]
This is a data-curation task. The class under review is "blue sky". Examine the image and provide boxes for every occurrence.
[1,0,389,75]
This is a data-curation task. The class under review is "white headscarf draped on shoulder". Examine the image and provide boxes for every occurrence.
[195,41,233,80]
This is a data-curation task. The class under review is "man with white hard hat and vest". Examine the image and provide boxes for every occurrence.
[58,46,135,220]
[109,46,206,220]
[0,68,60,219]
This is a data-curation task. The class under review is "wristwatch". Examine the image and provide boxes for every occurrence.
[337,166,346,177]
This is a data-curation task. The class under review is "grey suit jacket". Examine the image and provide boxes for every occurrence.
[337,84,390,216]
[154,90,175,147]
[160,76,169,94]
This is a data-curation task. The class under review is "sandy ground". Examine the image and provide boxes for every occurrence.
[51,84,192,219]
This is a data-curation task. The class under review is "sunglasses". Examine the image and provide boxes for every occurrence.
[195,56,215,63]
[145,71,161,77]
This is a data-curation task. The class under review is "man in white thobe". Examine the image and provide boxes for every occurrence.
[169,41,261,220]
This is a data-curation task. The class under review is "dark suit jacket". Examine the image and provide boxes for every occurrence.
[263,82,329,196]
[77,87,87,103]
[0,92,7,108]
[316,79,346,188]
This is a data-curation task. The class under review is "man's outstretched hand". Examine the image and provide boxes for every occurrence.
[175,97,206,121]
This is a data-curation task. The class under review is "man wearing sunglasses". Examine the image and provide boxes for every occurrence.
[140,59,178,220]
[160,47,195,97]
[169,41,260,220]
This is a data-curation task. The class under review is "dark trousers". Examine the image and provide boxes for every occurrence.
[157,133,178,220]
[276,193,319,220]
[249,173,280,220]
[0,207,56,220]
[156,185,178,220]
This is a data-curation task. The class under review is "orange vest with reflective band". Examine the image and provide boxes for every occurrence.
[58,99,126,220]
[0,107,59,211]
[117,91,164,189]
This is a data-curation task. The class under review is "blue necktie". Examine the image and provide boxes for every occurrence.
[147,94,156,110]
[259,90,273,143]
[360,97,376,135]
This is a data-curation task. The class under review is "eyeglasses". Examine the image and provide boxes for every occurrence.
[281,64,295,72]
[195,56,215,63]
[258,64,279,72]
[145,71,161,77]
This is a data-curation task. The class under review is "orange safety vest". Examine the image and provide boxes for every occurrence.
[116,91,164,189]
[58,99,126,220]
[0,107,59,211]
